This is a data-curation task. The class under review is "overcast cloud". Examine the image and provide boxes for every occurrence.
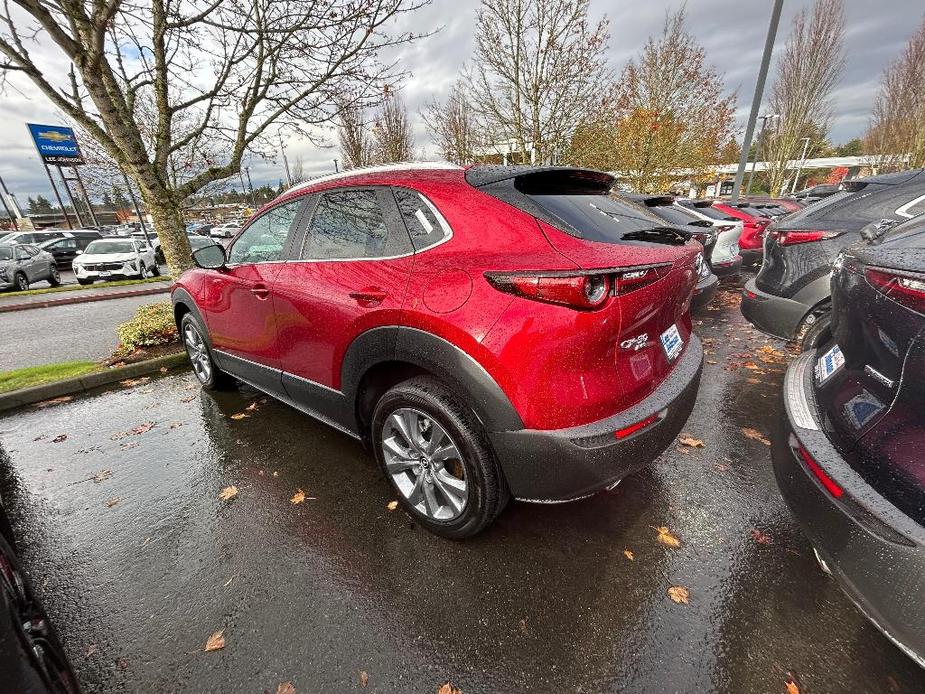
[0,0,922,202]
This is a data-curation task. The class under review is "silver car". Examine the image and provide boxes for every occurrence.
[0,243,61,291]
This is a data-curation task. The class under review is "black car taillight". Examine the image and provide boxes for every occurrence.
[485,264,670,309]
[772,229,845,246]
[865,267,925,314]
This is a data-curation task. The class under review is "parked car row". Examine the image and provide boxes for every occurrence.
[731,168,925,669]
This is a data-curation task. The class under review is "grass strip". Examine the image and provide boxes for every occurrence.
[0,276,170,299]
[0,361,102,394]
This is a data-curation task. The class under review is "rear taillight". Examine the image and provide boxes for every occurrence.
[771,229,845,246]
[865,267,925,314]
[485,264,670,309]
[789,434,843,498]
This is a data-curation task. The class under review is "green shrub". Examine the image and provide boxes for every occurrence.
[116,301,178,353]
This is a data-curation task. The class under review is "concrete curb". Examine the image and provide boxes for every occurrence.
[0,285,170,313]
[0,351,189,413]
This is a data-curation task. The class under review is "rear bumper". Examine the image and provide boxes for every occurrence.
[740,277,808,340]
[711,255,742,278]
[490,335,702,501]
[773,353,925,668]
[692,272,719,310]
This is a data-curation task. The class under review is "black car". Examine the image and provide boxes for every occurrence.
[741,169,925,349]
[772,214,925,669]
[616,193,719,307]
[38,232,103,268]
[0,497,79,692]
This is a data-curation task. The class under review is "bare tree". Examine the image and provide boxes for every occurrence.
[465,0,610,165]
[338,103,372,170]
[568,8,735,192]
[865,16,925,170]
[371,90,413,163]
[0,0,429,274]
[289,156,305,184]
[422,83,483,165]
[762,0,845,196]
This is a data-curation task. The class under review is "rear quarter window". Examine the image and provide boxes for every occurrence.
[392,188,451,251]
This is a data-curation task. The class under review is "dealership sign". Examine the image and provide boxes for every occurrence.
[27,123,84,165]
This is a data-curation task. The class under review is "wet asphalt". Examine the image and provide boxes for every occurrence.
[1,278,923,693]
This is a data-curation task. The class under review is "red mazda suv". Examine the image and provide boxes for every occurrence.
[172,164,705,537]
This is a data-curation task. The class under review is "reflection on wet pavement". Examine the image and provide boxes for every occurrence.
[1,282,922,693]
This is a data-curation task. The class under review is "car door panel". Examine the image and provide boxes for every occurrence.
[196,199,305,395]
[273,188,414,417]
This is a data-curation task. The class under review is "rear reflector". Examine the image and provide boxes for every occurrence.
[615,412,661,440]
[791,435,844,498]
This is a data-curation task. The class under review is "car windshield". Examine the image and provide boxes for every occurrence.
[0,245,12,260]
[85,240,135,254]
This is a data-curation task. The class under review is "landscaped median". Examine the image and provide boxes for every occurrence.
[0,300,188,412]
[0,276,172,313]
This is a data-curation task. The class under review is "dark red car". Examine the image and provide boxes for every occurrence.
[712,201,774,266]
[172,164,705,537]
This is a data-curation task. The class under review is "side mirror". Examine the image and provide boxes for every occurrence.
[192,243,227,269]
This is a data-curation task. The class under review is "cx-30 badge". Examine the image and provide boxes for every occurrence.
[620,334,649,351]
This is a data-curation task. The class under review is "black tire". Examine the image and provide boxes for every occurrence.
[76,278,93,286]
[798,305,832,351]
[47,265,61,286]
[155,248,165,264]
[371,376,510,538]
[179,313,235,390]
[151,262,161,277]
[13,273,28,292]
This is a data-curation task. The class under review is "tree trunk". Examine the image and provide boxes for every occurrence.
[142,189,192,277]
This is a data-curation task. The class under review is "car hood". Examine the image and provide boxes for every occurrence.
[77,252,138,263]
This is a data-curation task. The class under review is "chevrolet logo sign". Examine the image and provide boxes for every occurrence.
[38,130,73,142]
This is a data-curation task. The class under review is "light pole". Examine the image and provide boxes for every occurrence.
[746,113,780,196]
[244,166,256,207]
[790,137,811,194]
[731,0,784,202]
[333,159,339,173]
[278,132,292,187]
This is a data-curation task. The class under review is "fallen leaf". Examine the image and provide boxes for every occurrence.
[218,486,238,502]
[204,630,225,652]
[245,402,260,411]
[386,500,399,511]
[130,421,156,435]
[272,471,278,477]
[105,497,120,508]
[751,529,774,545]
[85,644,97,657]
[744,362,760,370]
[667,585,690,604]
[654,526,681,548]
[359,671,369,688]
[706,359,718,365]
[678,434,704,448]
[741,427,771,446]
[180,395,196,403]
[518,617,529,634]
[437,683,462,694]
[33,434,46,441]
[290,489,306,504]
[277,682,296,694]
[746,377,761,384]
[223,576,234,587]
[785,673,801,694]
[36,395,73,408]
[159,366,169,374]
[52,433,68,443]
[120,377,150,387]
[229,412,249,420]
[117,657,128,670]
[93,469,113,483]
[623,549,634,561]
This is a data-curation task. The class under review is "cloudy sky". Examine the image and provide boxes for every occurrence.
[0,0,922,203]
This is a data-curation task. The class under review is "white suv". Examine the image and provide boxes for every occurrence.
[73,238,159,284]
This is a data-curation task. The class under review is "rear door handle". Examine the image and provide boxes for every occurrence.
[251,284,270,300]
[349,288,387,307]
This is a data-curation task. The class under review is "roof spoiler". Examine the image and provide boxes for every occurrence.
[465,166,614,194]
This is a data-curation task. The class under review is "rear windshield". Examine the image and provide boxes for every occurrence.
[85,240,135,254]
[642,204,703,226]
[528,194,689,245]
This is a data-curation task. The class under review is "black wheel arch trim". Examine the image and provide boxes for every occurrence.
[340,326,525,433]
[171,287,214,351]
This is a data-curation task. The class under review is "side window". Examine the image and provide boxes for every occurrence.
[14,246,26,259]
[301,189,391,260]
[22,245,39,257]
[228,200,302,264]
[393,188,450,250]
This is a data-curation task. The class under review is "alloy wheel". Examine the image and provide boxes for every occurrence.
[183,322,212,383]
[382,408,468,520]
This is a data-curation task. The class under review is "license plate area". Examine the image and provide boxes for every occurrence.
[660,323,683,362]
[815,344,844,384]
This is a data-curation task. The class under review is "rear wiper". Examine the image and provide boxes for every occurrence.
[860,218,898,243]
